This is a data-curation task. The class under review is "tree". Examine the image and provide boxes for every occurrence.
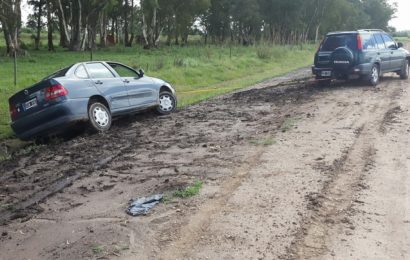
[0,0,23,55]
[28,0,46,50]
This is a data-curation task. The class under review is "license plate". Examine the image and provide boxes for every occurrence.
[24,98,38,110]
[321,71,331,77]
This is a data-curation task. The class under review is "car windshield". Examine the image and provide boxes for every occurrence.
[43,65,73,80]
[321,34,357,51]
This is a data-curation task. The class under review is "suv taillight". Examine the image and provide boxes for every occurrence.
[357,34,363,50]
[45,84,68,101]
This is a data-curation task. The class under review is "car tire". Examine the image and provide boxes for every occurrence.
[317,79,331,87]
[88,102,112,132]
[366,64,380,86]
[156,91,177,115]
[400,60,409,80]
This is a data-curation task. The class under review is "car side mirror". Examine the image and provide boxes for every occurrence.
[398,42,404,48]
[138,69,145,77]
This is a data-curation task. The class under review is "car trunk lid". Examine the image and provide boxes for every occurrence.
[9,79,68,122]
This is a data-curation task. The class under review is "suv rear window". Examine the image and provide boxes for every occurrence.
[321,34,357,52]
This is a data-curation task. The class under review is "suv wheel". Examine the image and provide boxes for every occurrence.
[366,64,380,86]
[400,60,409,80]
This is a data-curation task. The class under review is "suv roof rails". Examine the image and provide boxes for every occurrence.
[358,29,385,33]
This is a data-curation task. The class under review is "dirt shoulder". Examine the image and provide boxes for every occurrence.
[1,69,410,260]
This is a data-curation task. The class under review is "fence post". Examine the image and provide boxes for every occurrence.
[13,50,17,87]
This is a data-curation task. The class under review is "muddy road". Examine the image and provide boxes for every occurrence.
[1,68,410,260]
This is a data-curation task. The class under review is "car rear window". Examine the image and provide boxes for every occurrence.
[321,34,357,51]
[43,65,73,80]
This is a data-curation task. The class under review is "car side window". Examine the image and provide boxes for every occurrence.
[374,34,386,49]
[75,65,89,79]
[361,34,376,50]
[85,63,115,79]
[382,34,396,49]
[109,63,139,78]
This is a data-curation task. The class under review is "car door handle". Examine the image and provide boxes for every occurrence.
[391,51,394,54]
[123,79,130,84]
[95,80,103,85]
[377,52,381,55]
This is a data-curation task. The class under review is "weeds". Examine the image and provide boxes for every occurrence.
[92,245,105,255]
[173,181,203,198]
[281,118,299,132]
[256,47,272,60]
[250,137,276,146]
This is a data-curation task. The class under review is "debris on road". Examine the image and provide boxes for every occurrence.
[126,194,164,216]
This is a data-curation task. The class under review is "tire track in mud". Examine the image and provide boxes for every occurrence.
[0,76,318,227]
[284,79,405,260]
[157,146,266,260]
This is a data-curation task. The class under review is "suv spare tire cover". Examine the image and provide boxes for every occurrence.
[330,47,354,70]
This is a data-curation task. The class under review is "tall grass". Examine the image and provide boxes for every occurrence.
[0,40,315,139]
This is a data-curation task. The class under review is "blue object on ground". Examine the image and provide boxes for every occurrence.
[126,194,164,216]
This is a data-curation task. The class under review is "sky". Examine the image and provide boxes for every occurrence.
[389,0,410,31]
[20,0,410,32]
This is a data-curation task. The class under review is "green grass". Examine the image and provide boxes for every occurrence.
[249,137,276,146]
[0,36,315,140]
[91,245,105,255]
[280,117,299,132]
[172,180,203,198]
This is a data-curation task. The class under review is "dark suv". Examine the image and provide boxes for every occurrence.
[312,29,410,86]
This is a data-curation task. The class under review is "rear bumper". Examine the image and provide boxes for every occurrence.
[312,63,373,78]
[11,99,88,140]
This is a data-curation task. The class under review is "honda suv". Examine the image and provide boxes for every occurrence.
[312,29,410,86]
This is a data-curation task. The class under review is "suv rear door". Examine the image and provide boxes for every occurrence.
[374,33,391,72]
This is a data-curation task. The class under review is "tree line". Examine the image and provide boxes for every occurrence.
[0,0,397,55]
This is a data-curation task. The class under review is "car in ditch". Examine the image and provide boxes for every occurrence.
[312,29,410,86]
[9,61,177,140]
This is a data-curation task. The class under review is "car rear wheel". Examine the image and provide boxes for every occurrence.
[156,91,177,115]
[366,64,380,86]
[400,60,409,80]
[88,102,112,132]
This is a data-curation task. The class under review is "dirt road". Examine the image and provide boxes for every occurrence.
[1,69,410,260]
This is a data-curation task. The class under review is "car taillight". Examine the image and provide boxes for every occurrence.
[9,104,17,120]
[357,34,363,50]
[45,84,68,101]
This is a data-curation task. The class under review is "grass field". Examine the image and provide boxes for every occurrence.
[0,36,316,139]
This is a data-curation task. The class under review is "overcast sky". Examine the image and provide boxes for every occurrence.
[21,0,410,32]
[389,0,410,31]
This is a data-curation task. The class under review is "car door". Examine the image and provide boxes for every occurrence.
[374,33,391,72]
[85,62,130,111]
[107,63,157,107]
[382,33,403,71]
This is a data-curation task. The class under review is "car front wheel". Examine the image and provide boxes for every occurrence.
[88,102,112,132]
[400,60,409,80]
[156,91,177,115]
